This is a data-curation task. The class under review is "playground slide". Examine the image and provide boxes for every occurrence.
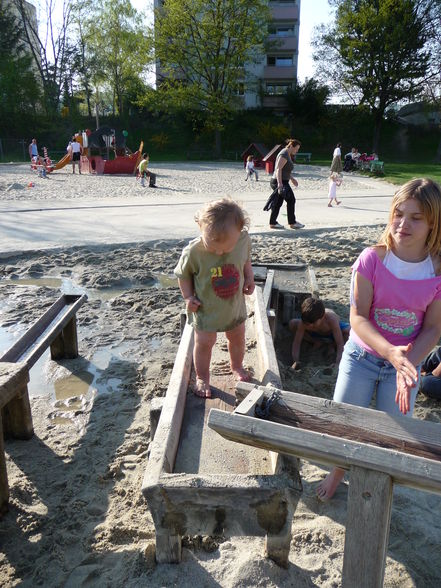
[53,153,71,170]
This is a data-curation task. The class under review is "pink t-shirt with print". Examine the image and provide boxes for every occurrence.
[350,247,441,356]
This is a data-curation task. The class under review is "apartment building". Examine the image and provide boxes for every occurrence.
[244,0,300,109]
[154,0,300,110]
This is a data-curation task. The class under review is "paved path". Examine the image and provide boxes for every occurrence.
[0,167,396,255]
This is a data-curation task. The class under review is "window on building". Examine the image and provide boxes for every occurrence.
[265,83,291,95]
[235,83,245,96]
[269,26,295,36]
[267,55,293,66]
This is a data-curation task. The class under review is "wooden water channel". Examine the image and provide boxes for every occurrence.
[142,263,441,585]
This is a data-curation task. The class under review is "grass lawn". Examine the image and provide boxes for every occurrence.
[310,158,441,186]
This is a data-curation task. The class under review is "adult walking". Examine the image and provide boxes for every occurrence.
[330,142,343,173]
[268,138,304,230]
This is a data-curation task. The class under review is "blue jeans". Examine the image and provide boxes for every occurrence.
[334,339,420,417]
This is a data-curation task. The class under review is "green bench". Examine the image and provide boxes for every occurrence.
[294,152,312,163]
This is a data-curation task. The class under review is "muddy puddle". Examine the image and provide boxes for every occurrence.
[0,272,178,419]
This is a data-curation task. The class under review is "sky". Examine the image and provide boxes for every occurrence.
[297,0,334,82]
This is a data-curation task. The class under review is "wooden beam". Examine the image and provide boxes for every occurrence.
[308,267,319,298]
[267,389,441,462]
[207,409,441,494]
[142,322,194,487]
[253,288,281,388]
[342,467,392,588]
[263,269,275,310]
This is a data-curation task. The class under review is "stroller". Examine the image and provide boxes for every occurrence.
[343,154,355,172]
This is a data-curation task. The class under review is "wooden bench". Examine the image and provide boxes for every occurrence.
[294,152,312,163]
[0,293,87,514]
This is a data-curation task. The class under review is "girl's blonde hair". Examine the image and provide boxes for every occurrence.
[247,155,253,162]
[379,178,441,257]
[195,198,249,238]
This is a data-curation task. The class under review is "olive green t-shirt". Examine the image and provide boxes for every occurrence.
[174,231,251,332]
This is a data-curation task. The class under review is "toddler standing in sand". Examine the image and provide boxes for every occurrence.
[174,198,255,398]
[328,172,342,207]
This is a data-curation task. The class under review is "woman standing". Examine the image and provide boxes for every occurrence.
[330,142,343,174]
[269,138,304,230]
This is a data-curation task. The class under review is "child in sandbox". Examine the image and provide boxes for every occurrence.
[174,198,255,398]
[289,297,350,370]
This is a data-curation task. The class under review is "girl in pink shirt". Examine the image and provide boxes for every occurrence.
[317,178,441,501]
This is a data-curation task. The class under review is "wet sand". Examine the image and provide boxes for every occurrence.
[0,164,440,587]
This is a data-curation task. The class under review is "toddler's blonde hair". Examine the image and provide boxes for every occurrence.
[195,198,249,238]
[378,178,441,257]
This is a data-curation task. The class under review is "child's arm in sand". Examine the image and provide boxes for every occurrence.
[177,277,201,312]
[291,322,306,368]
[327,311,345,365]
[243,260,255,295]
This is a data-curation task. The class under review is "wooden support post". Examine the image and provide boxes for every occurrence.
[61,316,79,358]
[0,416,9,515]
[282,294,295,326]
[155,529,182,564]
[342,466,393,588]
[2,384,34,440]
[50,317,78,360]
[265,524,292,569]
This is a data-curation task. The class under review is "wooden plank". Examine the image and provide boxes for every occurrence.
[0,416,8,515]
[207,409,441,494]
[142,322,194,487]
[1,384,33,440]
[307,266,319,298]
[0,363,29,409]
[342,467,392,588]
[253,263,306,271]
[0,294,87,368]
[263,270,275,310]
[267,389,441,462]
[253,288,281,388]
[252,266,267,282]
[235,387,265,416]
[282,293,295,325]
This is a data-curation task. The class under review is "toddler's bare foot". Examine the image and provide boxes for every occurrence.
[194,377,212,398]
[233,367,252,382]
[316,468,345,501]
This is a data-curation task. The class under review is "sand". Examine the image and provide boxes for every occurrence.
[0,163,440,587]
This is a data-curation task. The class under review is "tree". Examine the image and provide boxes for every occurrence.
[312,0,431,151]
[85,0,151,116]
[152,0,270,156]
[0,0,40,130]
[13,0,73,113]
[285,79,330,125]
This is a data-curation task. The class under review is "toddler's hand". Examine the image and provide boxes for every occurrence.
[243,279,255,295]
[291,361,301,371]
[185,296,201,313]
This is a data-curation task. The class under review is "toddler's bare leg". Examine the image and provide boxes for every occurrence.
[226,322,250,381]
[193,330,216,397]
[316,467,345,501]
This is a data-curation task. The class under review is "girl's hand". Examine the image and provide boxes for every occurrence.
[290,177,298,187]
[395,372,412,415]
[185,296,201,312]
[243,277,255,295]
[387,343,418,387]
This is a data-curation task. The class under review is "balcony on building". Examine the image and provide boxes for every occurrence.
[264,65,296,79]
[270,4,299,21]
[267,35,298,51]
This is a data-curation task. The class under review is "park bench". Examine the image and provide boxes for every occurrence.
[294,152,312,163]
[0,293,87,513]
[370,160,384,173]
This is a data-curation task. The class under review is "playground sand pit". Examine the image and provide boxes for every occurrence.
[0,165,440,587]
